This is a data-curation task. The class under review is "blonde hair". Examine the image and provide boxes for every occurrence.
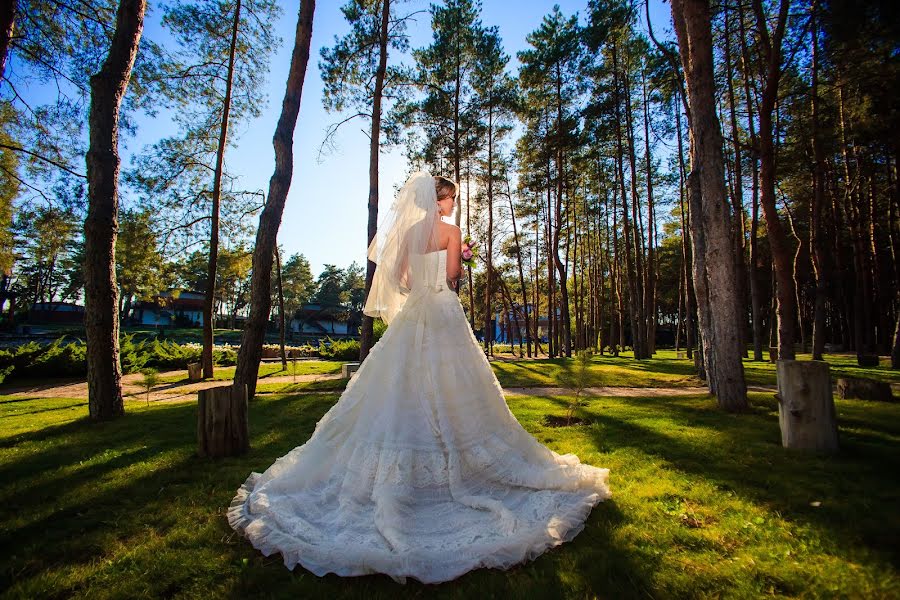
[434,175,458,200]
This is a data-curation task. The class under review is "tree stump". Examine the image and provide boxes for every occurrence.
[187,362,202,382]
[857,354,880,367]
[836,377,894,402]
[197,384,249,458]
[775,360,838,452]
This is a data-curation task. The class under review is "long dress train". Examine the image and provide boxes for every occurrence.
[227,249,611,584]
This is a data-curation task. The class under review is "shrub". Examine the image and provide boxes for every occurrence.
[317,338,360,361]
[372,318,387,344]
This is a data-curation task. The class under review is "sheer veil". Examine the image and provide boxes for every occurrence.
[363,171,442,325]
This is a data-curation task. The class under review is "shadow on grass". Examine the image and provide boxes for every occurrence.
[0,392,665,599]
[0,394,339,595]
[574,393,900,567]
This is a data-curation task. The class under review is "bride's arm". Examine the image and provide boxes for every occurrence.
[446,227,462,289]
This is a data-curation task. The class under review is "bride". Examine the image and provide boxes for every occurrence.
[227,171,611,585]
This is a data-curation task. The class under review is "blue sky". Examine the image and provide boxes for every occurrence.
[21,0,675,277]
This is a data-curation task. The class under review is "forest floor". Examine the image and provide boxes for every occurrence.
[1,378,898,598]
[2,350,897,403]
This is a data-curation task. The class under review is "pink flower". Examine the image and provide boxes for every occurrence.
[462,248,474,260]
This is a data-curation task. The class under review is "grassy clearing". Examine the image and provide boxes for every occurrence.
[492,349,900,389]
[153,360,344,384]
[1,386,897,598]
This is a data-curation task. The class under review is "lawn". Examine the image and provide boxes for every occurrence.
[155,360,344,384]
[492,349,900,389]
[1,385,897,598]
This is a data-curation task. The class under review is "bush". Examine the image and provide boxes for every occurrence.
[287,345,319,358]
[372,318,387,344]
[317,338,360,361]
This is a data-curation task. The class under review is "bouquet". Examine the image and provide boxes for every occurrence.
[461,236,478,269]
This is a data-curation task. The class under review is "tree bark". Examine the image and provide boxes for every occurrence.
[233,0,315,400]
[671,0,748,410]
[202,0,242,379]
[359,0,390,361]
[507,174,531,357]
[275,245,287,369]
[554,63,572,357]
[736,0,764,362]
[641,64,657,355]
[0,0,15,81]
[675,96,694,360]
[612,42,640,359]
[484,95,494,355]
[752,0,795,361]
[83,0,146,421]
[723,2,749,356]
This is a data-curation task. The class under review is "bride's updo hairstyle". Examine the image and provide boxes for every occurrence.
[434,176,458,200]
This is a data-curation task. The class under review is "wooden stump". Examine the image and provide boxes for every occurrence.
[342,362,361,378]
[187,362,202,382]
[836,377,893,402]
[676,351,686,359]
[197,384,249,458]
[775,360,838,452]
[857,354,880,367]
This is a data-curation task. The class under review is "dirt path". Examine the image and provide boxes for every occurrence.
[0,370,344,403]
[1,367,779,403]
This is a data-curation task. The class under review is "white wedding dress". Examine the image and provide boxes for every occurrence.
[228,249,611,585]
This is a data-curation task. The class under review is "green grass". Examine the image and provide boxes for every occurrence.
[492,350,703,388]
[153,360,344,384]
[493,349,900,389]
[1,387,898,598]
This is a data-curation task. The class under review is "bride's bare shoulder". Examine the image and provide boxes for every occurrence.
[439,221,461,237]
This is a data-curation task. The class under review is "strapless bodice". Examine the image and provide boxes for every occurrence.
[408,248,448,292]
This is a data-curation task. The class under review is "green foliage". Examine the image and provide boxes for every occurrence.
[317,338,360,361]
[138,367,160,405]
[278,252,316,320]
[372,318,387,344]
[311,264,348,308]
[0,334,244,382]
[116,208,167,317]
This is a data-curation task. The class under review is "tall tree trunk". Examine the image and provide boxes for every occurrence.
[202,0,242,378]
[466,166,475,328]
[752,0,795,360]
[84,0,146,420]
[671,0,748,410]
[723,1,748,356]
[809,2,828,361]
[0,0,15,81]
[484,98,494,355]
[507,175,532,357]
[546,153,556,357]
[837,83,875,364]
[275,245,287,369]
[641,64,657,355]
[554,64,572,357]
[891,148,900,368]
[233,0,314,400]
[612,42,640,359]
[359,0,390,361]
[675,96,695,360]
[624,67,647,359]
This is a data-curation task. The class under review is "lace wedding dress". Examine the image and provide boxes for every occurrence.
[227,248,611,585]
